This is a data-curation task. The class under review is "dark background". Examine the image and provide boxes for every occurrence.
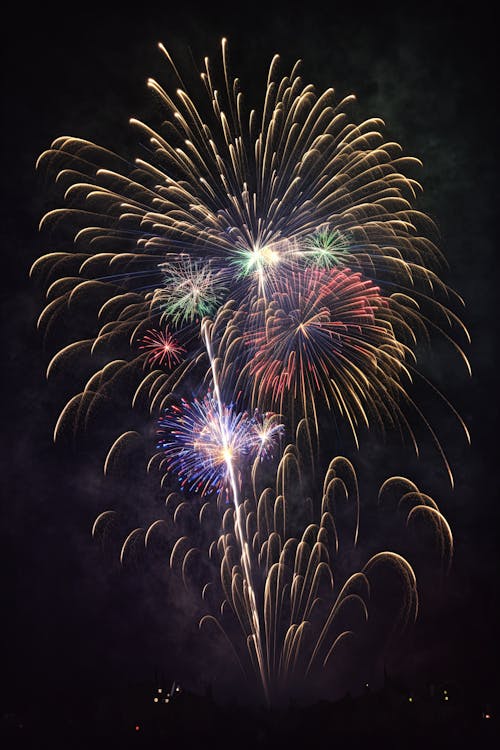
[1,0,499,738]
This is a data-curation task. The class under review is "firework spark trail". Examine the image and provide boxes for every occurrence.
[106,443,452,702]
[201,320,270,701]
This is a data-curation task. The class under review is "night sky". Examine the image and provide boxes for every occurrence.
[2,0,499,732]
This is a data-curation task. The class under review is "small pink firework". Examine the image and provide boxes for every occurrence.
[139,328,185,368]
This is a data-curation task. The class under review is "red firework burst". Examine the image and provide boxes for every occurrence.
[241,266,401,434]
[139,328,185,368]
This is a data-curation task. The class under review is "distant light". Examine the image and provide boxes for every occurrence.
[443,690,448,695]
[158,688,162,694]
[444,696,449,701]
[176,686,180,692]
[165,698,170,703]
[484,713,491,720]
[135,725,140,732]
[365,683,369,688]
[408,697,413,703]
[153,697,159,703]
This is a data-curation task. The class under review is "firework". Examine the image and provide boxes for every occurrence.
[250,411,285,460]
[157,395,282,499]
[104,442,452,703]
[301,226,351,269]
[34,40,469,476]
[35,39,467,705]
[153,258,227,326]
[229,238,301,298]
[37,41,445,277]
[214,266,404,440]
[139,327,185,368]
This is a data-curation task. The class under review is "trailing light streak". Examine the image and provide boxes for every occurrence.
[200,321,270,702]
